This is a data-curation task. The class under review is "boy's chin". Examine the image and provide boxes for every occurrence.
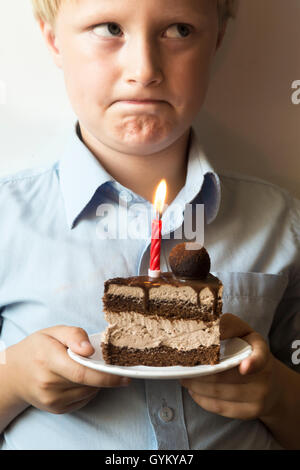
[109,121,177,154]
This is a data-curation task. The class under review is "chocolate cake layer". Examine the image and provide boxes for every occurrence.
[102,343,220,367]
[104,297,221,321]
[104,272,223,321]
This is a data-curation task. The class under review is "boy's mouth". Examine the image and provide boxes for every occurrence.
[119,100,164,105]
[113,97,166,105]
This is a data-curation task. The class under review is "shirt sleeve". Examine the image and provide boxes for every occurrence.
[269,196,300,373]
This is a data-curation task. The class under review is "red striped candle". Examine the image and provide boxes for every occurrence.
[148,180,167,278]
[150,219,162,272]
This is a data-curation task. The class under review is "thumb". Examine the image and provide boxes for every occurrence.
[220,313,254,340]
[238,331,269,375]
[41,325,95,357]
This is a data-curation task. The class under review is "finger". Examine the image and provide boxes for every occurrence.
[180,367,248,388]
[62,386,100,406]
[46,386,100,414]
[183,381,252,402]
[41,325,95,357]
[57,393,99,415]
[220,313,254,340]
[188,392,259,420]
[238,332,269,375]
[42,333,131,388]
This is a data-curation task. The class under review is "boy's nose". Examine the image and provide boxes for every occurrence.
[122,38,163,87]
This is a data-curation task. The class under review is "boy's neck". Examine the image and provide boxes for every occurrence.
[78,124,191,206]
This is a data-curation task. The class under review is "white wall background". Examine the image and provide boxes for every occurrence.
[0,0,299,198]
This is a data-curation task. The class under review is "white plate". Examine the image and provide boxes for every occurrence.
[67,333,252,380]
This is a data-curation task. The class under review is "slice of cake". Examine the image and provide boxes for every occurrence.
[101,243,223,367]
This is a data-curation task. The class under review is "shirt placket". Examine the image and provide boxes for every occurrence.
[145,379,190,450]
[138,210,190,450]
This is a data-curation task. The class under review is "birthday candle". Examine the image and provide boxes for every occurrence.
[148,179,167,278]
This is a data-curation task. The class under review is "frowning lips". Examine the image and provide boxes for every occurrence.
[113,97,166,104]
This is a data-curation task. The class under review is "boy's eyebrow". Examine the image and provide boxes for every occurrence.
[72,13,211,31]
[70,1,213,26]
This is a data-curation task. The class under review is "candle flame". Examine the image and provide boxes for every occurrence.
[154,179,167,218]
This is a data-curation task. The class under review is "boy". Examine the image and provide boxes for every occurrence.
[0,0,299,450]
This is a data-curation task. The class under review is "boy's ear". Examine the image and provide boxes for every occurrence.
[216,21,228,51]
[38,20,63,69]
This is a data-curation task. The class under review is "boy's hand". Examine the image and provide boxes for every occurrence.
[6,325,131,415]
[180,314,282,421]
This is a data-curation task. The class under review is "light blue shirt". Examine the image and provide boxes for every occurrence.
[0,123,299,450]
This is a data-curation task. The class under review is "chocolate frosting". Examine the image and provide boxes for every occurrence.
[104,272,222,312]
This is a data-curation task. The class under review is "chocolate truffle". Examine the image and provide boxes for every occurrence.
[169,242,211,279]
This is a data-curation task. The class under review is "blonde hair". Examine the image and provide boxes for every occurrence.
[31,0,237,28]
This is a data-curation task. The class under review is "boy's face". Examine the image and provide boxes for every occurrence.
[50,0,220,154]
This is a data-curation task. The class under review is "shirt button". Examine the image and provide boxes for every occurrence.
[159,406,174,423]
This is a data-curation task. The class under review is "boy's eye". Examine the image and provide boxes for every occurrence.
[165,23,192,39]
[91,22,192,39]
[92,23,122,37]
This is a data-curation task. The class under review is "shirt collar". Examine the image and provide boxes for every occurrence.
[58,122,221,229]
[59,122,114,229]
[171,127,221,225]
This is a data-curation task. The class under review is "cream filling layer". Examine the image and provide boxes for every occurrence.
[102,310,220,351]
